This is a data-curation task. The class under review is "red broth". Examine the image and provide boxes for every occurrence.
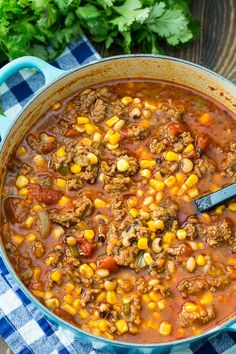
[1,80,236,343]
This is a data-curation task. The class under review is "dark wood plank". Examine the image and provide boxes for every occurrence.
[94,0,236,83]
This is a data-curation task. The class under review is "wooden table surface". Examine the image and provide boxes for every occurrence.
[0,0,235,353]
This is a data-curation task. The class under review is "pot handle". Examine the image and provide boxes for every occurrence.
[0,56,65,147]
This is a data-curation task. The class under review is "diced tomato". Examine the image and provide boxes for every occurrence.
[29,184,62,205]
[167,123,185,136]
[196,135,209,153]
[77,239,96,257]
[100,256,118,272]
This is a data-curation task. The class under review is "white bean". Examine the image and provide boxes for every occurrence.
[152,238,162,254]
[181,158,194,173]
[186,256,196,272]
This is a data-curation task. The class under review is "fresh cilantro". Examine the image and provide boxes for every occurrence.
[0,0,200,64]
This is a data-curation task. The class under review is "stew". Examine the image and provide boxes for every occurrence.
[1,80,236,343]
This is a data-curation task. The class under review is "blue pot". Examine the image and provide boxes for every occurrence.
[0,55,236,353]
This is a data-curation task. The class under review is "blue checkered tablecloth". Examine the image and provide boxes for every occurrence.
[0,36,236,354]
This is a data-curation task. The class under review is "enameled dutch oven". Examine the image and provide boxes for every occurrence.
[0,55,236,354]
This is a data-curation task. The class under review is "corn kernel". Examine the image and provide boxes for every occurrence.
[12,235,24,245]
[15,175,29,188]
[149,203,157,210]
[107,143,119,150]
[155,191,163,203]
[148,301,156,310]
[64,294,74,304]
[26,233,37,242]
[72,299,81,310]
[116,319,128,334]
[150,179,165,191]
[32,290,45,298]
[142,294,150,303]
[129,208,139,218]
[62,303,77,316]
[229,203,236,212]
[185,174,198,187]
[196,254,206,266]
[93,132,102,143]
[50,270,62,283]
[81,137,92,146]
[165,151,179,162]
[77,117,89,124]
[139,209,150,220]
[105,332,114,340]
[55,147,66,157]
[65,283,75,294]
[75,287,82,296]
[138,237,148,250]
[52,226,64,240]
[84,229,95,240]
[33,155,45,166]
[53,102,61,110]
[58,196,69,207]
[109,132,121,145]
[143,196,154,206]
[199,112,212,124]
[183,144,194,154]
[159,321,172,336]
[19,187,29,196]
[114,119,125,131]
[121,96,132,105]
[117,158,130,172]
[188,187,199,198]
[94,198,106,208]
[229,258,236,266]
[79,309,89,319]
[106,116,119,127]
[143,252,154,265]
[80,264,94,277]
[127,196,138,209]
[200,291,214,305]
[70,163,81,174]
[98,319,108,332]
[17,146,27,157]
[176,229,187,241]
[163,231,176,244]
[55,178,66,189]
[157,299,167,310]
[86,153,98,165]
[147,220,164,232]
[164,175,176,188]
[176,172,186,184]
[33,204,43,212]
[216,205,225,215]
[183,302,197,312]
[140,160,156,169]
[170,186,179,195]
[45,298,60,309]
[140,169,151,179]
[85,123,96,135]
[106,291,118,305]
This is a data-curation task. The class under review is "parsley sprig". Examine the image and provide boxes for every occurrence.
[0,0,199,64]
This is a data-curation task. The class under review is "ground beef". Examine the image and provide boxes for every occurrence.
[18,257,33,284]
[33,241,45,258]
[111,194,127,222]
[179,306,216,327]
[178,278,209,297]
[104,176,132,193]
[206,218,233,247]
[46,251,62,267]
[19,162,31,176]
[182,216,205,240]
[122,295,141,325]
[149,138,169,155]
[118,278,135,293]
[49,195,94,227]
[127,125,150,141]
[27,133,57,154]
[136,276,148,294]
[151,198,179,227]
[51,119,70,136]
[102,155,139,177]
[72,88,126,123]
[222,141,236,177]
[50,143,99,184]
[67,178,83,191]
[80,289,100,307]
[165,243,193,263]
[155,160,179,176]
[194,156,216,178]
[155,107,184,125]
[106,225,139,267]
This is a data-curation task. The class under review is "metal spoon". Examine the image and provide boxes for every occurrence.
[195,182,236,213]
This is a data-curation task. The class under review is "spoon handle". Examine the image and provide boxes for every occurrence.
[195,183,236,213]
